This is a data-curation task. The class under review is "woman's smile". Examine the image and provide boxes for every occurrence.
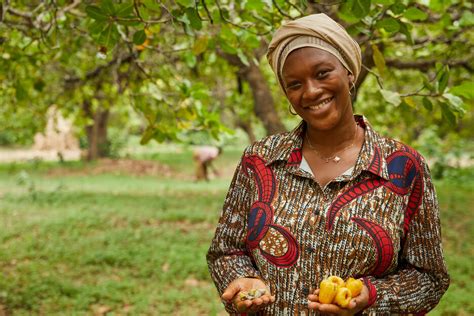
[304,96,334,112]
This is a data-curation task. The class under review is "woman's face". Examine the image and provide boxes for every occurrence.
[282,47,354,131]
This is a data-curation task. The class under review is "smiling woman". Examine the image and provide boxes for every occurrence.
[282,46,363,186]
[207,13,450,315]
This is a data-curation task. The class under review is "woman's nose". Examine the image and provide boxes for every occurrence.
[303,80,322,100]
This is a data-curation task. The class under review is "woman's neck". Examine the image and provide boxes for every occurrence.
[305,119,359,155]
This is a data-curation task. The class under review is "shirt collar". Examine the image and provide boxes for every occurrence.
[264,115,390,181]
[265,121,305,167]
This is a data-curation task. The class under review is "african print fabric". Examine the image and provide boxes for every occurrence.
[207,116,449,315]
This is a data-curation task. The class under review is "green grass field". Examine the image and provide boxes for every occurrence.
[0,148,472,315]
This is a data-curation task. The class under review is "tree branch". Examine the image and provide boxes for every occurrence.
[391,27,470,46]
[201,0,213,24]
[65,53,137,86]
[385,59,473,72]
[272,0,293,19]
[5,0,81,32]
[214,0,271,35]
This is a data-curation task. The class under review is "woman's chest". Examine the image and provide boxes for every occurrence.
[246,170,411,277]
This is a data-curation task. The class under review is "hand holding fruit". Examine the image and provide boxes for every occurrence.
[221,277,275,313]
[308,276,369,315]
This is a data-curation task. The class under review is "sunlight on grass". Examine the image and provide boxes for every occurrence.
[0,154,472,315]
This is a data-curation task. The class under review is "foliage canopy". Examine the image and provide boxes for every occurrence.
[1,0,472,160]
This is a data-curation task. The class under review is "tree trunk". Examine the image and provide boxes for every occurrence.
[220,51,287,136]
[82,100,110,161]
[240,63,287,135]
[235,117,257,143]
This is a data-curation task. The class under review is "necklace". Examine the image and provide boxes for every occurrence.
[305,124,358,163]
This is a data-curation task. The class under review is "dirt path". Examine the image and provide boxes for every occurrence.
[0,148,81,163]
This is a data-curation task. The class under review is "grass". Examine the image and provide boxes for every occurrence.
[0,149,472,315]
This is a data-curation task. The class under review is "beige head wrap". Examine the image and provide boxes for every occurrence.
[267,13,362,91]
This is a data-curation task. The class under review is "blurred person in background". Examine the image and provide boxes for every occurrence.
[193,145,222,181]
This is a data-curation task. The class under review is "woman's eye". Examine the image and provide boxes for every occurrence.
[317,70,329,78]
[286,82,301,90]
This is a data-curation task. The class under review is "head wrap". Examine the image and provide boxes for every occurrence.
[267,13,362,92]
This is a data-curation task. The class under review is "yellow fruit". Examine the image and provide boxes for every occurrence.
[334,287,352,308]
[327,275,345,288]
[319,279,338,304]
[345,277,363,297]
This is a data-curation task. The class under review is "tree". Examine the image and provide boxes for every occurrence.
[1,0,472,161]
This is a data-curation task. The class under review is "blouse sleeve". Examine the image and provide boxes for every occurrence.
[206,154,261,312]
[363,158,450,314]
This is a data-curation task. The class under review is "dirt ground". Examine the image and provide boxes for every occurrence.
[0,148,197,180]
[46,158,177,178]
[0,148,81,163]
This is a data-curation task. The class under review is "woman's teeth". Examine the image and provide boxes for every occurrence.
[308,97,333,110]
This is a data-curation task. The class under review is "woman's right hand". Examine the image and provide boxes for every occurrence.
[221,277,276,313]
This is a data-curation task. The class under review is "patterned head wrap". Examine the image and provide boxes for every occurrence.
[267,13,362,92]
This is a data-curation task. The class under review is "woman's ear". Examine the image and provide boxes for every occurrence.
[348,72,355,84]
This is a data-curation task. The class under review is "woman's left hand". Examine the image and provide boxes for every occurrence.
[307,285,369,315]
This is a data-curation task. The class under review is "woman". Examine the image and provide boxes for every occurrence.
[207,13,449,315]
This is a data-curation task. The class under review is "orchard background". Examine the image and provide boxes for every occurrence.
[0,0,472,315]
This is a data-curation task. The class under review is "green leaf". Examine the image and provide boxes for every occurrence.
[440,102,456,124]
[133,30,147,45]
[437,67,449,93]
[138,6,150,20]
[443,93,464,112]
[429,0,449,13]
[116,3,134,18]
[193,36,209,55]
[376,17,400,33]
[33,80,45,92]
[140,126,155,145]
[245,1,266,10]
[380,89,401,106]
[237,50,250,67]
[15,81,28,101]
[373,0,394,4]
[341,0,372,20]
[403,96,416,108]
[219,38,237,54]
[371,44,386,77]
[98,24,119,48]
[389,3,405,14]
[459,10,474,27]
[85,6,108,21]
[403,7,428,21]
[338,8,361,23]
[143,0,162,11]
[190,87,209,100]
[89,20,108,34]
[422,97,433,111]
[185,8,202,30]
[423,77,435,92]
[397,20,413,45]
[450,82,474,100]
[100,0,116,15]
[176,0,195,8]
[184,51,197,68]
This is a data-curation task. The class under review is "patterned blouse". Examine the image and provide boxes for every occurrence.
[207,116,449,315]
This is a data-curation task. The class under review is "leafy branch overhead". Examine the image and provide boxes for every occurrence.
[1,0,472,148]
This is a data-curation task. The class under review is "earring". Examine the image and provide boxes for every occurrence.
[349,81,356,96]
[288,104,297,115]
